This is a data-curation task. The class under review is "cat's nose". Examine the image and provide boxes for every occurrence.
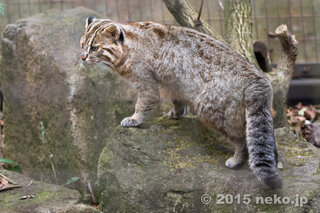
[80,53,87,61]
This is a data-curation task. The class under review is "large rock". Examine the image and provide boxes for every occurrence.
[0,7,136,199]
[98,117,320,212]
[0,170,99,213]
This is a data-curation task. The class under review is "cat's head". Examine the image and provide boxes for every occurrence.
[80,17,125,71]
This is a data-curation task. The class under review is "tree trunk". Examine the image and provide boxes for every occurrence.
[162,0,298,128]
[223,0,256,65]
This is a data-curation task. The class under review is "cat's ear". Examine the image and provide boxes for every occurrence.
[85,16,96,28]
[103,25,124,43]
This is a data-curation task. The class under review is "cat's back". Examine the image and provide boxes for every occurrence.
[121,21,267,92]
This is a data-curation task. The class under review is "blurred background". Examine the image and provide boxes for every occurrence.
[0,0,319,64]
[0,0,320,104]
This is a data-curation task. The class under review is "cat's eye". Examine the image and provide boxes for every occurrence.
[90,46,99,52]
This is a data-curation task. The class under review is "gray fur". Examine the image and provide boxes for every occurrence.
[80,19,282,189]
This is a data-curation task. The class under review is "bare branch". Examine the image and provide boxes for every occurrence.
[196,0,204,21]
[194,0,204,27]
[267,24,298,128]
[275,24,298,67]
[162,0,223,41]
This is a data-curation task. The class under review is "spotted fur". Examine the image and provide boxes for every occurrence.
[80,18,282,189]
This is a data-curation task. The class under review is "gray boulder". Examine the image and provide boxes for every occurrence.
[98,118,320,212]
[0,7,136,199]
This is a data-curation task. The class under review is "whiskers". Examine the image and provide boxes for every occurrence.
[95,62,108,69]
[79,57,115,75]
[80,61,115,71]
[95,61,115,73]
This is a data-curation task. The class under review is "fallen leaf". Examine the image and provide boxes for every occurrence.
[305,108,316,120]
[0,177,8,189]
[0,173,22,192]
[298,107,307,116]
[19,194,35,200]
[295,116,306,122]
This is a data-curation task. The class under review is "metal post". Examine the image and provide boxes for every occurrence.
[299,0,307,63]
[17,0,21,19]
[311,0,319,62]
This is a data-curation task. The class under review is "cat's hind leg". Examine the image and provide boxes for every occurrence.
[168,100,187,119]
[225,137,248,169]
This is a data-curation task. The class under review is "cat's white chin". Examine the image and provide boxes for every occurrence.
[83,60,93,65]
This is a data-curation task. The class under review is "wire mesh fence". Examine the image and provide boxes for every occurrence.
[0,0,319,63]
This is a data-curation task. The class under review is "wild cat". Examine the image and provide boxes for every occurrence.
[80,17,282,189]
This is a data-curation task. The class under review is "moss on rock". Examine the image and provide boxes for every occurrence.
[98,119,320,212]
[0,170,86,212]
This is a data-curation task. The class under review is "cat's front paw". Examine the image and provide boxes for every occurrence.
[120,117,143,127]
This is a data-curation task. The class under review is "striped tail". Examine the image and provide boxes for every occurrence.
[245,78,282,189]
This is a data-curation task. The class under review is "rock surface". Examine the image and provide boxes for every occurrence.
[0,170,99,213]
[98,118,320,213]
[0,7,136,199]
